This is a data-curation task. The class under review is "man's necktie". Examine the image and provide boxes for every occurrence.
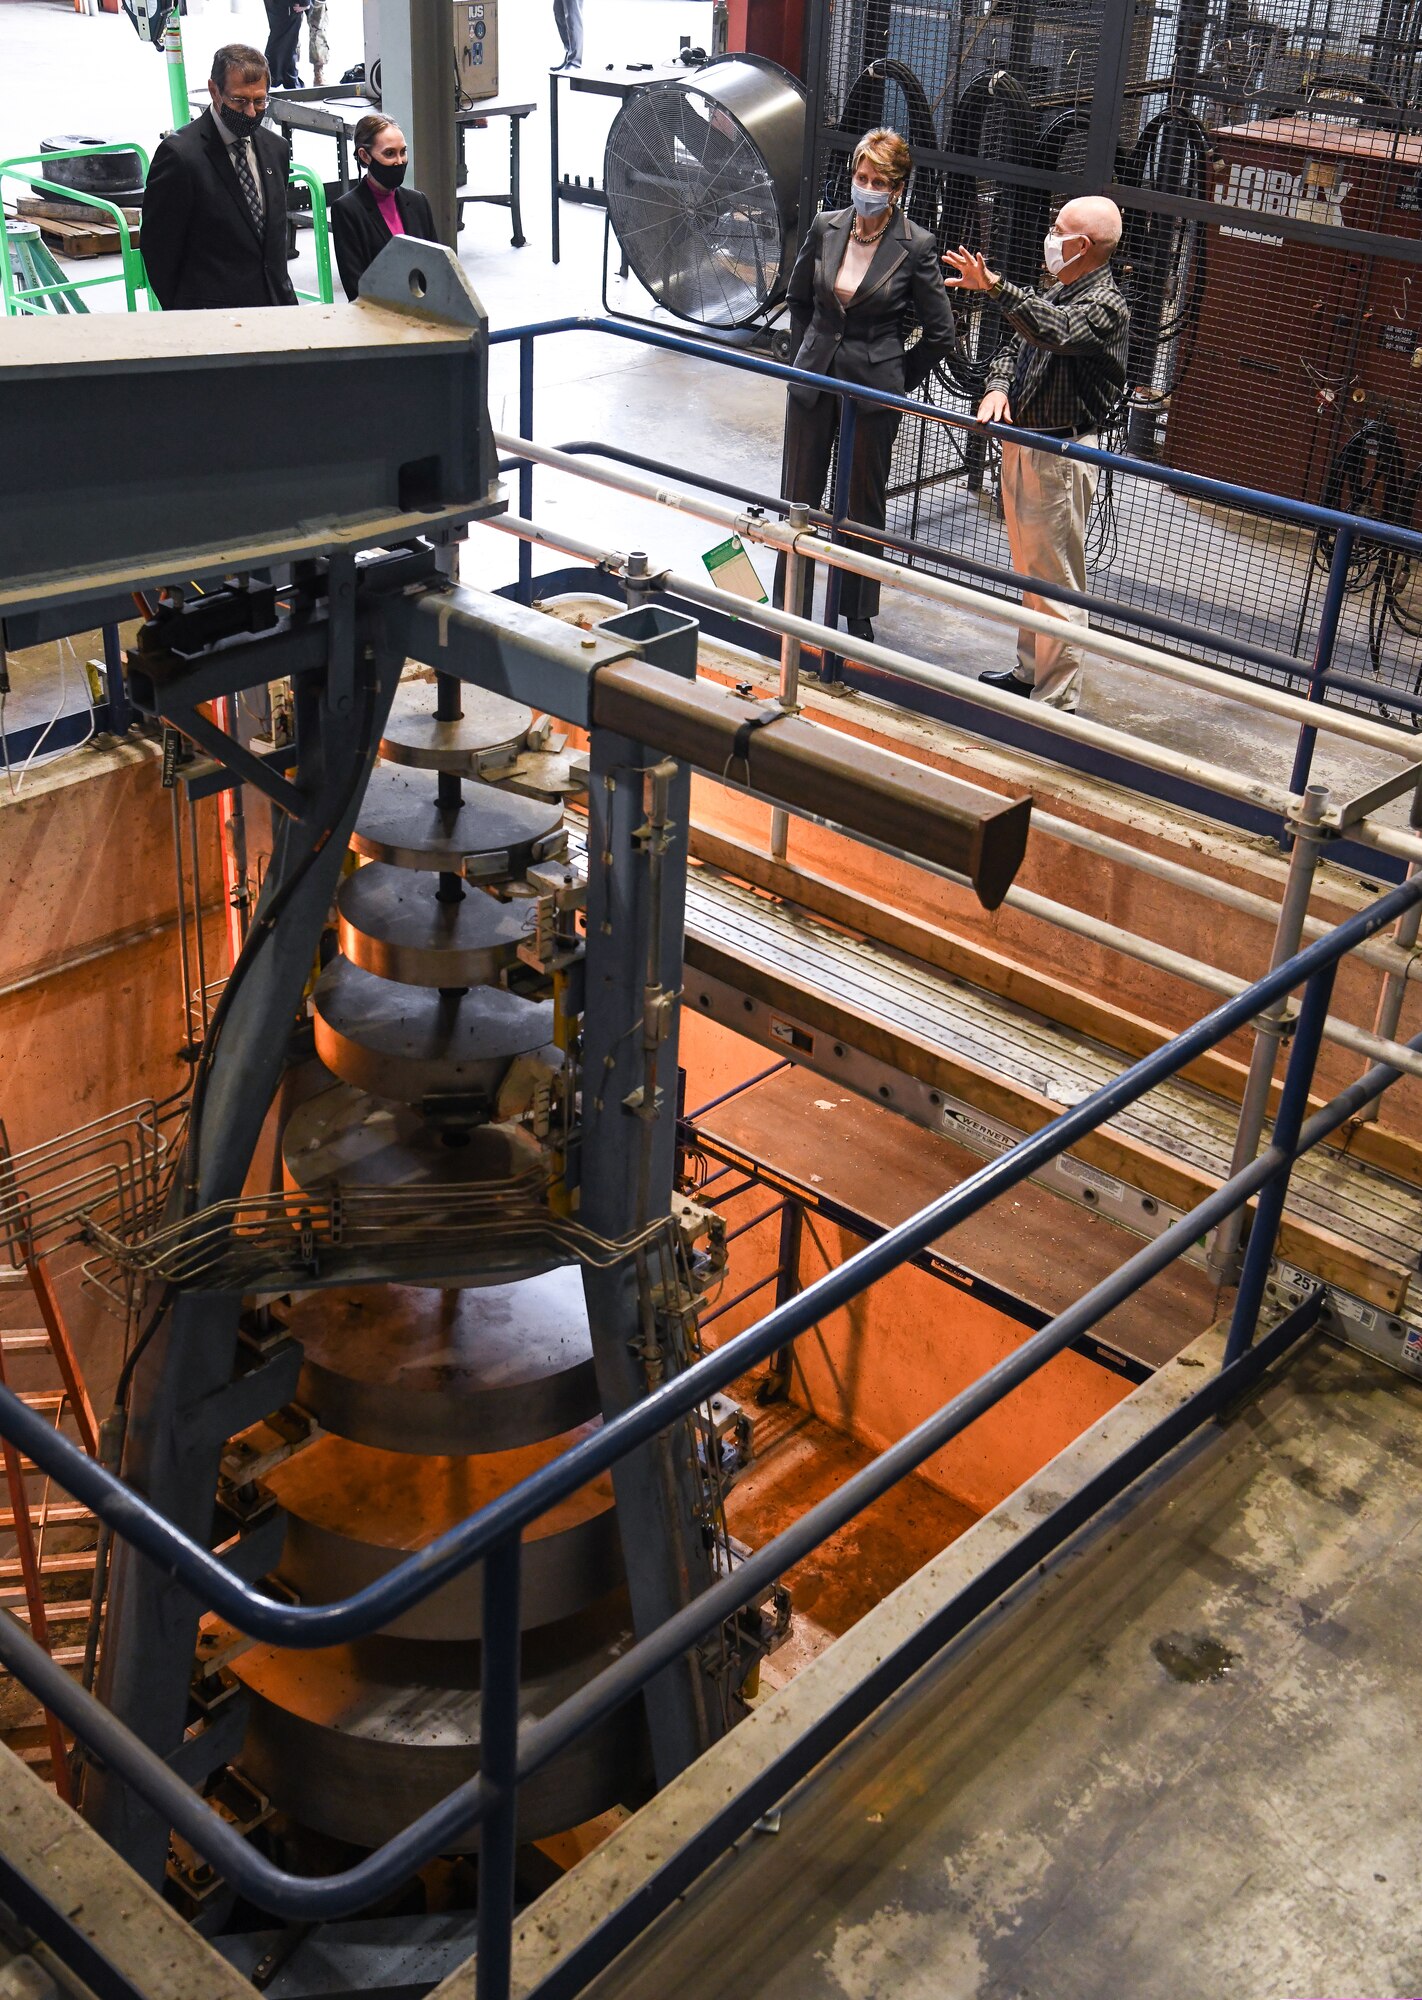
[230,142,262,234]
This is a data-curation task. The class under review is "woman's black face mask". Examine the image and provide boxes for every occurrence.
[363,155,407,190]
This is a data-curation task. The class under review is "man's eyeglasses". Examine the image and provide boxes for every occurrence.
[224,95,270,114]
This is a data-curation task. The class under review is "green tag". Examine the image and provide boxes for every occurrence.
[702,534,768,604]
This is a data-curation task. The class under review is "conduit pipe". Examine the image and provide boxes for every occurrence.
[494,432,1421,769]
[1030,808,1422,982]
[486,513,1422,1082]
[486,511,1422,875]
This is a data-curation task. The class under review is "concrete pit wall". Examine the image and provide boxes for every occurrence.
[0,735,225,1403]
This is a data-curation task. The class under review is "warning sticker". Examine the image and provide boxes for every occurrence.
[1057,1155,1126,1202]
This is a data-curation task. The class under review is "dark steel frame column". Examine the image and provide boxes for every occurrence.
[86,624,404,1882]
[577,603,728,1785]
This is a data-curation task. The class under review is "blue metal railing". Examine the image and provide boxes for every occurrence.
[489,316,1422,803]
[8,318,1421,797]
[1,874,1421,1995]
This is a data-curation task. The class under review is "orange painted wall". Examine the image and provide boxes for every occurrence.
[679,1010,1132,1518]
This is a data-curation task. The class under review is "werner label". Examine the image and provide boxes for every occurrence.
[942,1107,1016,1157]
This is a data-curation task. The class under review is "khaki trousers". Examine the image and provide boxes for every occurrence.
[997,436,1099,711]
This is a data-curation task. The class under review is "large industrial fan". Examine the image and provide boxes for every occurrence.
[602,55,806,332]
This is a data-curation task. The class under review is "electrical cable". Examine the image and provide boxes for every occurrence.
[1,638,96,800]
[1116,108,1210,400]
[1312,416,1406,598]
[181,621,385,1215]
[928,70,1041,402]
[938,68,1036,265]
[1291,415,1422,724]
[826,57,943,237]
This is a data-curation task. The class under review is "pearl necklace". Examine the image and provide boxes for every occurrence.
[852,212,892,246]
[852,201,896,244]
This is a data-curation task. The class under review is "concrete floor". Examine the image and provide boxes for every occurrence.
[6,0,1419,825]
[567,1332,1422,2000]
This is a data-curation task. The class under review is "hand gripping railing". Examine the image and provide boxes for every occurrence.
[0,876,1420,1989]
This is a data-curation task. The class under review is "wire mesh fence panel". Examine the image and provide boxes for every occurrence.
[801,0,1422,720]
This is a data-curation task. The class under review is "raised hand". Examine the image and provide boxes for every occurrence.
[942,246,998,293]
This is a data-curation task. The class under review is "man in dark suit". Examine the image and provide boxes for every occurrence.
[330,115,438,302]
[263,0,309,90]
[141,46,299,311]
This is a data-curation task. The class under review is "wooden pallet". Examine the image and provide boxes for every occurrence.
[16,207,139,260]
[15,196,141,228]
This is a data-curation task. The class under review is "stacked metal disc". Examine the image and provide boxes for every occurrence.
[282,674,569,1195]
[230,1271,645,1848]
[238,676,645,1851]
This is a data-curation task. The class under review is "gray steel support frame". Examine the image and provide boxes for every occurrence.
[86,631,405,1884]
[0,241,498,627]
[577,604,729,1785]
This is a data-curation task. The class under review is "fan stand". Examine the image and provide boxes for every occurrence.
[599,211,792,358]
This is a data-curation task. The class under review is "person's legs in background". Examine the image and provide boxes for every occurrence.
[774,393,837,621]
[552,0,584,66]
[837,404,900,640]
[264,0,303,87]
[995,437,1099,711]
[306,0,329,85]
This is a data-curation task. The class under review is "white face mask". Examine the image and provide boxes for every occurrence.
[1043,229,1073,276]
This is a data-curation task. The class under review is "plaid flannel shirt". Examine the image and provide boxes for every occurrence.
[985,264,1130,435]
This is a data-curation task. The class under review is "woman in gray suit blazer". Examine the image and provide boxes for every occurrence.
[777,128,960,643]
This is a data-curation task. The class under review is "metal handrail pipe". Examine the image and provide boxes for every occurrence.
[0,1608,499,1921]
[486,512,1422,872]
[4,994,1415,1922]
[1029,810,1422,980]
[494,430,1414,767]
[547,438,1319,688]
[0,875,1418,1657]
[1342,819,1422,865]
[488,318,1422,557]
[1324,669,1422,721]
[1002,882,1422,1080]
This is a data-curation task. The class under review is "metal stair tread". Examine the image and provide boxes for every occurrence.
[0,1502,90,1528]
[0,1552,97,1580]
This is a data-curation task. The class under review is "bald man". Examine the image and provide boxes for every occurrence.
[943,196,1129,711]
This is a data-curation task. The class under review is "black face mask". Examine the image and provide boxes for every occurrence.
[364,157,407,191]
[219,99,265,142]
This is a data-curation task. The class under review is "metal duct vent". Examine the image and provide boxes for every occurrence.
[603,55,806,329]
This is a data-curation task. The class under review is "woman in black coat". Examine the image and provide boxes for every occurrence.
[330,114,438,302]
[778,127,960,642]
